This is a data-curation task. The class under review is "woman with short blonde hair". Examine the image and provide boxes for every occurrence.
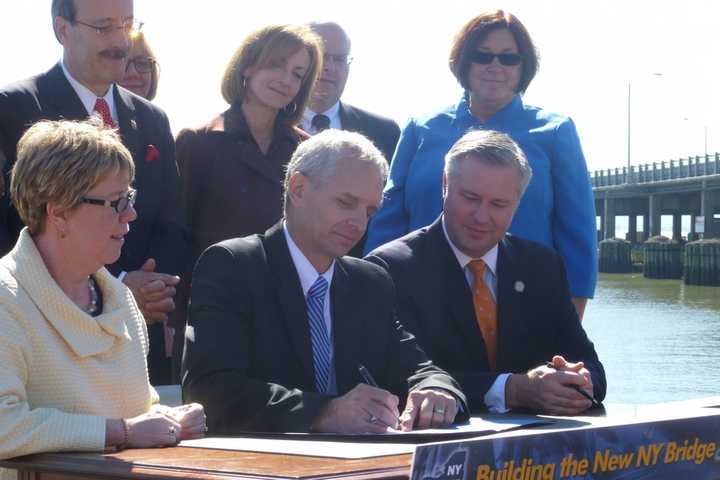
[0,119,205,470]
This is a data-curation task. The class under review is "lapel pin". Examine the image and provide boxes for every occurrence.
[145,144,159,162]
[514,281,525,293]
[130,119,137,130]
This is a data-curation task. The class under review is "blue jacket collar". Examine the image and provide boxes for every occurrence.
[453,93,523,128]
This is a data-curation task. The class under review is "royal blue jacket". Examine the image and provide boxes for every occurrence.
[365,94,597,298]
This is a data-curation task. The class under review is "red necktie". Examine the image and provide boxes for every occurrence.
[93,98,116,128]
[468,259,498,371]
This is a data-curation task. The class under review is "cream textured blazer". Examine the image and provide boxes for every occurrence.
[0,229,157,476]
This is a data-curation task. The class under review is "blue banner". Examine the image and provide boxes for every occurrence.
[411,414,720,480]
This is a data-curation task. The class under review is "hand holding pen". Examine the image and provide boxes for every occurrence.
[544,356,600,408]
[311,365,399,433]
[359,364,458,431]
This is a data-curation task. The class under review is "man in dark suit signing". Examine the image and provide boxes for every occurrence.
[0,0,185,384]
[302,22,401,258]
[367,130,606,415]
[182,130,467,434]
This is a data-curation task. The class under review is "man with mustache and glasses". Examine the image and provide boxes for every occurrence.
[0,0,187,386]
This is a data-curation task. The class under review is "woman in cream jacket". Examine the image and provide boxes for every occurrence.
[0,119,204,474]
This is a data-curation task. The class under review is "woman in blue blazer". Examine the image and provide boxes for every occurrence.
[365,10,597,318]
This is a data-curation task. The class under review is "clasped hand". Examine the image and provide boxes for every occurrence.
[312,383,458,434]
[123,258,181,324]
[508,354,594,415]
[125,403,206,448]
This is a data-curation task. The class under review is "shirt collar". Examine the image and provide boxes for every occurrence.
[454,92,523,128]
[441,215,498,277]
[61,60,116,119]
[302,101,341,132]
[283,222,335,296]
[225,102,299,142]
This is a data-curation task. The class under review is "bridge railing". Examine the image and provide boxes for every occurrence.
[590,153,720,187]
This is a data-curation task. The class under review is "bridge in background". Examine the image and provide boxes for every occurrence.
[591,153,720,242]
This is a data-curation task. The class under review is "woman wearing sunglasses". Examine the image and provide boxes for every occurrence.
[0,120,205,469]
[365,10,597,318]
[120,31,160,101]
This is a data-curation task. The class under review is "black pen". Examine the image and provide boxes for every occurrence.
[358,364,398,429]
[545,362,601,408]
[358,364,379,387]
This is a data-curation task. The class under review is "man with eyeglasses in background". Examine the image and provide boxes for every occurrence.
[302,22,401,257]
[0,0,187,386]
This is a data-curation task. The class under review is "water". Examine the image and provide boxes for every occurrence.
[583,273,720,404]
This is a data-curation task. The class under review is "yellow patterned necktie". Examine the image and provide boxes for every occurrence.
[468,259,497,371]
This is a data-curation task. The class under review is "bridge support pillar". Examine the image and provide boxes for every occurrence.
[649,194,662,237]
[672,213,682,241]
[603,197,616,239]
[701,187,717,238]
[628,215,638,244]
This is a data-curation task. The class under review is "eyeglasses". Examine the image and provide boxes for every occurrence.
[74,18,143,36]
[81,189,137,214]
[126,56,157,74]
[323,53,353,67]
[470,51,523,66]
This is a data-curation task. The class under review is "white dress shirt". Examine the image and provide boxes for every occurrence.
[61,60,118,125]
[283,223,337,393]
[441,217,511,413]
[301,101,342,134]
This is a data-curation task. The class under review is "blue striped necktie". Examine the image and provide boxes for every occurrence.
[306,276,332,393]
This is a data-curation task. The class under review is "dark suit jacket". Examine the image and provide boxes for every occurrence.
[340,102,400,164]
[182,222,468,434]
[0,63,186,280]
[366,218,606,412]
[176,103,306,269]
[339,102,401,258]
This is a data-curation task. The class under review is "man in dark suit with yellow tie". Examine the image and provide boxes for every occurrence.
[366,130,606,415]
[182,130,467,434]
[0,0,186,384]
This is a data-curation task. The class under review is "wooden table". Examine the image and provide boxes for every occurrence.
[2,446,412,480]
[8,399,720,480]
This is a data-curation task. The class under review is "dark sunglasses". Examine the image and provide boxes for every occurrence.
[470,51,523,66]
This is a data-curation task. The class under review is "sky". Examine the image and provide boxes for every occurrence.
[1,1,719,173]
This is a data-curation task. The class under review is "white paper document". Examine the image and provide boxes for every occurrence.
[179,416,548,459]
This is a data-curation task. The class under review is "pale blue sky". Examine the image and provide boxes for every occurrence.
[1,0,719,172]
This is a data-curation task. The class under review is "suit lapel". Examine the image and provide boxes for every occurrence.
[495,236,530,369]
[114,86,142,163]
[329,259,364,393]
[264,223,316,386]
[37,64,90,122]
[428,220,490,367]
[338,102,360,132]
[223,106,286,185]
